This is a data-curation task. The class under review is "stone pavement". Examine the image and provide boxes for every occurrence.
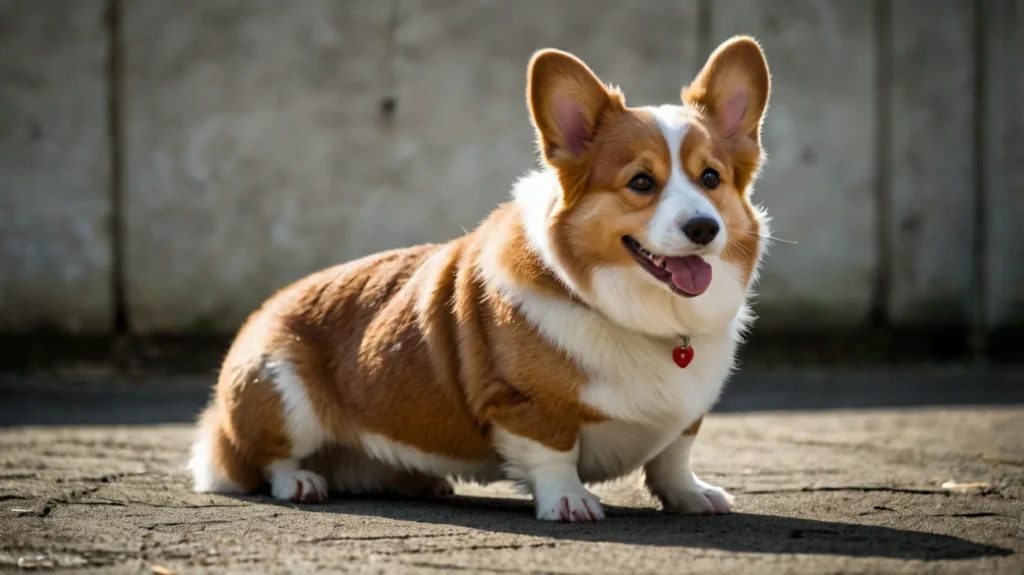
[0,367,1022,574]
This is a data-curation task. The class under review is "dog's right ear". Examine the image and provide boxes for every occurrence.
[527,49,623,165]
[683,36,770,146]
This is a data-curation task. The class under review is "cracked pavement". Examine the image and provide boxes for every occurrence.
[1,367,1022,573]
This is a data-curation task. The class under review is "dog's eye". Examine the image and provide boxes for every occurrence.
[700,168,720,190]
[627,174,655,193]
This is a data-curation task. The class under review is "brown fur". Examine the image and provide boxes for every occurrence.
[204,207,608,487]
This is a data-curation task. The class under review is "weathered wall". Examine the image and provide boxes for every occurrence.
[1,0,1021,335]
[0,0,112,333]
[121,0,393,332]
[122,0,702,332]
[985,0,1024,329]
[889,0,976,326]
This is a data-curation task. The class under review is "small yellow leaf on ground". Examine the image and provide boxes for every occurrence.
[940,480,990,490]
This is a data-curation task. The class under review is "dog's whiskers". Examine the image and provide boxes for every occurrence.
[727,227,797,245]
[725,238,754,258]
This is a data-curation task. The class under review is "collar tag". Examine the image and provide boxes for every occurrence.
[672,335,694,369]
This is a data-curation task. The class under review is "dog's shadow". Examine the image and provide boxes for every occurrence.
[250,493,1013,560]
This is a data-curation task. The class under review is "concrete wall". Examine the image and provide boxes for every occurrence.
[889,0,976,326]
[985,0,1024,329]
[1,0,1021,335]
[121,0,394,332]
[0,0,112,333]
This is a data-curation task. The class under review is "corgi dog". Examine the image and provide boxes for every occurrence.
[189,36,770,522]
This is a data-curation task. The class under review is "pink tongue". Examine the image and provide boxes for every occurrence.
[663,256,712,296]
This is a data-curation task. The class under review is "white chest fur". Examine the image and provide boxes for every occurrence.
[578,334,735,483]
[510,288,739,483]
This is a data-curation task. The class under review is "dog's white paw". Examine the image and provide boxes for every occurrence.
[271,469,329,503]
[658,482,734,515]
[535,489,605,522]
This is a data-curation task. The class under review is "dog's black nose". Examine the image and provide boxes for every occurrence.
[681,217,720,245]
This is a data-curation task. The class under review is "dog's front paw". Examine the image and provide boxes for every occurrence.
[656,481,734,515]
[535,488,605,522]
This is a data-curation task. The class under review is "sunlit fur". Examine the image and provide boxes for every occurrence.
[189,37,771,522]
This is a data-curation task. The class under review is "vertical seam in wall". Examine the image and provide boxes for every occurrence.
[696,0,711,66]
[106,0,127,334]
[870,0,892,328]
[970,0,988,355]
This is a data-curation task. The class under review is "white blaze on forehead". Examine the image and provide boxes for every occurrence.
[643,105,723,255]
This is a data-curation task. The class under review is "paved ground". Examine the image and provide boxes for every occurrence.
[1,367,1022,574]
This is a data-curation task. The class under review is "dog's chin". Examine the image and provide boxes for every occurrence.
[588,257,747,339]
[584,264,709,338]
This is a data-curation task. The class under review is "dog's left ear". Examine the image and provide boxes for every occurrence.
[683,36,770,145]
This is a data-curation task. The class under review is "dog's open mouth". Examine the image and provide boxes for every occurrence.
[622,236,712,297]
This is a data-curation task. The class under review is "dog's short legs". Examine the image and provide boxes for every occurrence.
[644,416,733,514]
[494,428,604,522]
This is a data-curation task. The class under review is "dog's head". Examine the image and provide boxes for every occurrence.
[522,37,771,337]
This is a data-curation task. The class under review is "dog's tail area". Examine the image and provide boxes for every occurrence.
[187,403,263,494]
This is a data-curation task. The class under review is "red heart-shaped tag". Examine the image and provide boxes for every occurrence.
[672,346,695,369]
